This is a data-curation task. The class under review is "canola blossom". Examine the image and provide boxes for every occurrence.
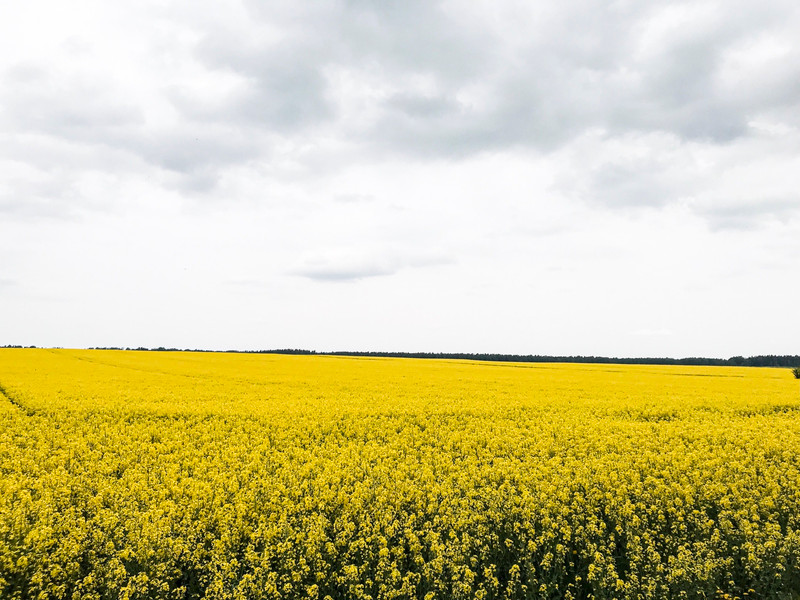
[1,348,799,600]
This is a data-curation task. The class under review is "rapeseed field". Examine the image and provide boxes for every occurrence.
[1,348,799,600]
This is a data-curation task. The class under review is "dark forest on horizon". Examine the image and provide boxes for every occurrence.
[4,345,798,368]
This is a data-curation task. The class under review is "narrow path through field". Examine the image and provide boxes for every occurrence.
[0,381,33,415]
[46,348,207,380]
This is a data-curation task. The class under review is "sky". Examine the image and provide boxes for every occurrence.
[1,0,799,358]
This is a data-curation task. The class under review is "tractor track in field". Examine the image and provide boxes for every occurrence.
[0,381,33,415]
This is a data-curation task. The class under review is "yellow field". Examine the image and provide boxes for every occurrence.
[1,349,799,600]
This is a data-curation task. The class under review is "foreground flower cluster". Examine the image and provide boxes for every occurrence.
[1,349,799,600]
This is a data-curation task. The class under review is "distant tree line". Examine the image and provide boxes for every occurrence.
[88,347,800,367]
[4,345,798,368]
[268,351,800,368]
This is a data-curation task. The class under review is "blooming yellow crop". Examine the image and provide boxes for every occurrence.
[1,348,799,599]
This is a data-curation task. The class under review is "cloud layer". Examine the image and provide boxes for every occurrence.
[1,0,799,355]
[2,0,800,214]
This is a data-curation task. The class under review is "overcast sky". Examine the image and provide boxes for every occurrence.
[2,0,799,358]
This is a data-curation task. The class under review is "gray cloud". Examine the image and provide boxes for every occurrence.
[385,93,461,120]
[131,127,260,177]
[697,196,800,231]
[189,38,333,133]
[310,0,800,156]
[2,64,144,140]
[333,193,374,204]
[0,164,83,219]
[6,1,800,161]
[2,0,800,228]
[291,251,453,283]
[294,264,397,283]
[550,130,703,209]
